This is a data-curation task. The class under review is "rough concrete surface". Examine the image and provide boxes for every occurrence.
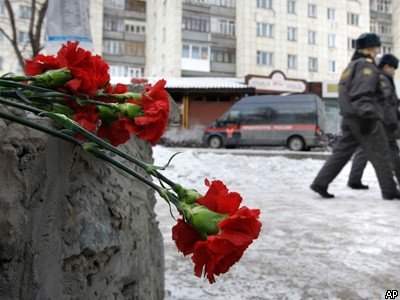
[0,107,164,299]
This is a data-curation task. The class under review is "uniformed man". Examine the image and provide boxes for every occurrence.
[310,33,400,200]
[347,53,400,189]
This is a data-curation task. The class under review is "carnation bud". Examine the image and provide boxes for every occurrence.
[97,106,119,123]
[179,203,227,240]
[173,184,203,204]
[119,103,144,119]
[33,67,73,87]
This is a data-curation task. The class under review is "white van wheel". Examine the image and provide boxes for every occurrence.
[288,136,305,151]
[208,136,223,148]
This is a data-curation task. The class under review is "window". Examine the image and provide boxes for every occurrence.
[287,0,296,14]
[0,56,3,70]
[327,8,336,21]
[328,60,336,73]
[125,22,146,34]
[328,34,336,48]
[308,4,317,18]
[370,20,377,34]
[104,0,124,9]
[0,2,5,16]
[187,0,207,4]
[257,23,274,38]
[109,65,142,77]
[181,44,209,60]
[257,0,273,9]
[18,31,29,43]
[348,37,355,50]
[103,40,124,54]
[182,45,190,58]
[104,19,124,32]
[20,5,32,19]
[287,27,297,42]
[382,45,392,53]
[125,42,145,56]
[288,54,297,69]
[211,48,236,63]
[257,51,273,66]
[0,31,4,42]
[183,15,210,32]
[125,0,146,13]
[309,57,318,72]
[211,0,235,7]
[216,19,235,35]
[377,22,391,35]
[128,67,141,78]
[376,0,391,13]
[347,13,359,26]
[308,31,317,44]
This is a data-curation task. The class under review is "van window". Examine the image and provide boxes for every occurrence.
[270,101,315,124]
[220,110,240,125]
[240,104,272,125]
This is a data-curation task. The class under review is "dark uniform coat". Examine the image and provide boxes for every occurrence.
[349,70,400,186]
[312,53,399,199]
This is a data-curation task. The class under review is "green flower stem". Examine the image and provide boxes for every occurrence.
[0,107,181,207]
[98,92,142,102]
[0,79,76,100]
[0,79,61,93]
[81,99,120,107]
[84,145,163,193]
[41,112,178,188]
[0,95,176,189]
[62,115,150,170]
[0,96,44,115]
[84,144,181,206]
[0,108,81,146]
[0,95,180,191]
[1,75,36,82]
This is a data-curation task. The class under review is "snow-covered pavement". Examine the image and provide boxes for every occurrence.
[153,146,400,300]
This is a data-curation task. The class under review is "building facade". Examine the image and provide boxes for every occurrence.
[0,1,397,80]
[0,0,398,134]
[145,0,397,81]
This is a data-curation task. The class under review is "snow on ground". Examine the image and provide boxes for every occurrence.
[152,145,400,300]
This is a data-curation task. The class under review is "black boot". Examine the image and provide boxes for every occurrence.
[310,184,334,198]
[382,193,400,200]
[347,182,369,189]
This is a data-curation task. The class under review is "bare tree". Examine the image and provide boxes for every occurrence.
[0,0,48,73]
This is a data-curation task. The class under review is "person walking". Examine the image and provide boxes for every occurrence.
[347,54,400,189]
[310,33,400,200]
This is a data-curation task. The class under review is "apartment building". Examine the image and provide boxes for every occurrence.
[102,0,146,78]
[145,0,396,82]
[0,1,396,80]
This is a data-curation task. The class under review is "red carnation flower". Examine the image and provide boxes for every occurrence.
[25,41,111,97]
[57,41,110,97]
[73,105,99,133]
[172,179,262,284]
[125,79,170,145]
[97,118,131,147]
[25,54,61,76]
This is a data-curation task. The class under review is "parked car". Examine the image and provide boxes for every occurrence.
[202,93,326,151]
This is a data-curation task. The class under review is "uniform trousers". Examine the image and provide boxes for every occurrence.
[348,130,400,186]
[312,117,399,198]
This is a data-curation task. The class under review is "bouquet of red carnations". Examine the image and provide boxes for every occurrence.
[0,41,262,284]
